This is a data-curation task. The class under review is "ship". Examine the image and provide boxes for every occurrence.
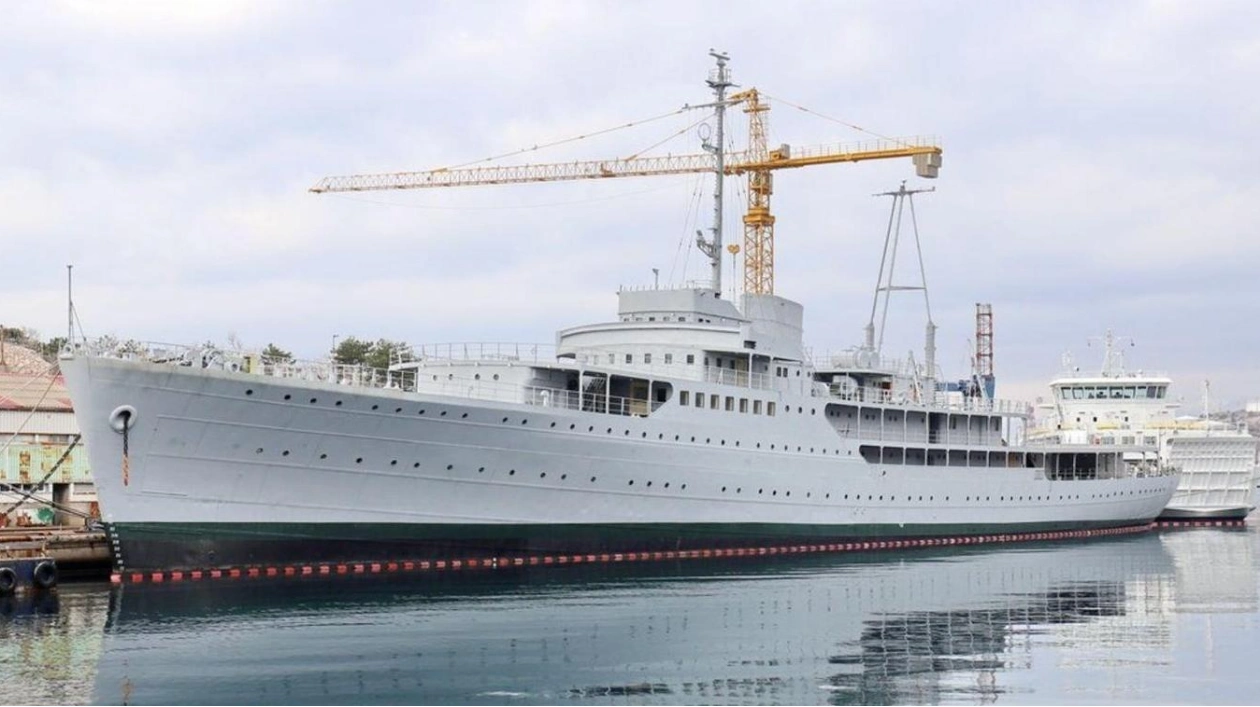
[1031,331,1256,520]
[58,55,1179,576]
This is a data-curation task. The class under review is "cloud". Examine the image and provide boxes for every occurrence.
[2,0,1257,407]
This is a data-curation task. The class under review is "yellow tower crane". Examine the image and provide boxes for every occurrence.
[311,87,940,297]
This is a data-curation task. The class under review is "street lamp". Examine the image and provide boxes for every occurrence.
[331,334,340,361]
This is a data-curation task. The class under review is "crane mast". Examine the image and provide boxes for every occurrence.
[310,54,942,296]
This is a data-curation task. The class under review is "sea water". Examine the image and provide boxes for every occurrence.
[3,524,1259,705]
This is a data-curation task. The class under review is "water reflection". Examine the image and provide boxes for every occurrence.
[3,526,1258,705]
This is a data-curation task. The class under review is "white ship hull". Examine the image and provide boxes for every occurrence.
[62,354,1178,573]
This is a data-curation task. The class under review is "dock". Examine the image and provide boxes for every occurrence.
[0,526,112,579]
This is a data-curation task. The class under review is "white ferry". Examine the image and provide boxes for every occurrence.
[1031,332,1255,520]
[57,57,1178,576]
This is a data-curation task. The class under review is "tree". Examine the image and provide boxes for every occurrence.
[333,336,373,366]
[261,343,293,364]
[334,337,413,369]
[40,336,67,363]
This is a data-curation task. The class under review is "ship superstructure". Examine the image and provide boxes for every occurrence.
[58,55,1178,576]
[1031,331,1255,519]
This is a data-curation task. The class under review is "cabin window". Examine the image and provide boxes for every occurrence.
[625,354,633,364]
[664,353,673,365]
[710,394,720,409]
[680,391,690,406]
[725,396,735,411]
[767,402,776,417]
[694,392,704,408]
[739,398,749,413]
[753,400,763,415]
[704,357,710,367]
[686,354,695,365]
[644,353,652,364]
[608,353,614,364]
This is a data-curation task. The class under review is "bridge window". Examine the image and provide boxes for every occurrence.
[680,391,690,406]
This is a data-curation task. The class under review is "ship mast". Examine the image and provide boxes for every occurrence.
[696,49,732,296]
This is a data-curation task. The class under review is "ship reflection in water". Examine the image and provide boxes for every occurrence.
[3,526,1258,705]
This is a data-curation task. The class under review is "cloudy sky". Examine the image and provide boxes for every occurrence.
[2,0,1257,409]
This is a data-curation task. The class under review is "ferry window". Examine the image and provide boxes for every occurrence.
[664,353,673,365]
[739,398,749,413]
[754,400,763,415]
[710,394,720,409]
[693,391,703,408]
[725,396,735,411]
[729,360,737,370]
[1110,387,1122,398]
[679,317,686,322]
[716,357,722,367]
[644,353,652,364]
[608,353,615,364]
[1157,386,1167,399]
[767,402,776,416]
[626,354,633,364]
[705,357,710,367]
[686,354,695,365]
[680,391,690,406]
[1122,387,1135,399]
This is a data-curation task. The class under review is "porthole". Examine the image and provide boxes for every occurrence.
[474,374,481,380]
[521,419,527,425]
[628,480,634,486]
[607,428,613,434]
[440,410,447,417]
[681,484,687,490]
[772,490,778,496]
[658,433,664,439]
[509,469,516,476]
[550,422,556,427]
[664,482,670,488]
[413,462,420,468]
[255,447,264,454]
[806,492,811,498]
[589,426,595,432]
[736,488,742,493]
[539,472,546,478]
[282,450,290,457]
[560,474,567,480]
[419,409,425,415]
[461,412,469,419]
[691,436,696,442]
[283,394,291,401]
[371,404,379,411]
[319,453,328,460]
[478,467,485,473]
[705,438,711,444]
[624,430,630,436]
[720,440,725,446]
[735,441,740,447]
[758,489,764,495]
[570,424,576,430]
[646,481,652,487]
[493,374,500,381]
[309,397,317,404]
[756,443,761,449]
[503,417,509,423]
[245,389,254,396]
[722,486,727,492]
[355,457,363,464]
[675,435,680,441]
[590,476,597,482]
[335,400,343,407]
[826,493,831,499]
[395,407,402,413]
[390,460,397,466]
[641,432,647,438]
